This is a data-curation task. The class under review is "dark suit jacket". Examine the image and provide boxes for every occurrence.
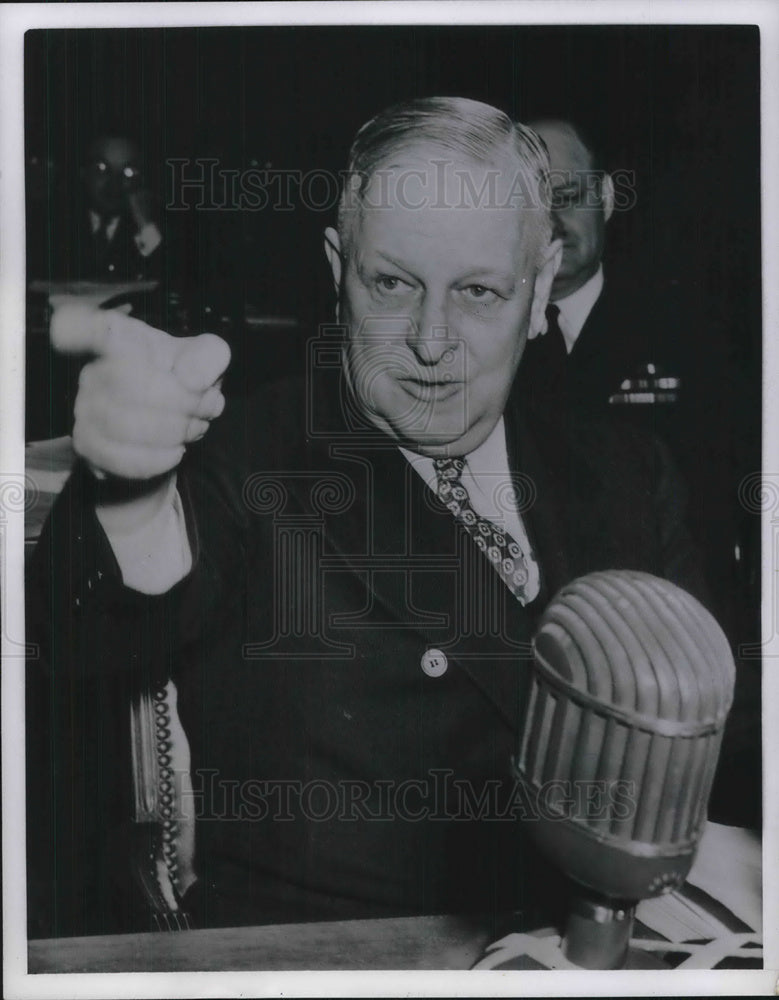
[26,365,706,938]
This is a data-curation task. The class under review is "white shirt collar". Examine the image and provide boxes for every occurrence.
[400,416,506,473]
[88,210,121,240]
[399,417,510,518]
[554,264,604,353]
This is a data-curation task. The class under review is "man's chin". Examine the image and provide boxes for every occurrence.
[357,388,498,455]
[384,415,499,458]
[389,417,469,449]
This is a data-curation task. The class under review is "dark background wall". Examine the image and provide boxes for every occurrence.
[25,26,760,322]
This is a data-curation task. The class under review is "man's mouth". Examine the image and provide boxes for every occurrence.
[397,376,463,400]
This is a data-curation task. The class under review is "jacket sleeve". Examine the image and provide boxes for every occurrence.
[25,397,255,937]
[27,405,252,688]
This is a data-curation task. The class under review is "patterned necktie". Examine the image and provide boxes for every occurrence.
[433,457,538,605]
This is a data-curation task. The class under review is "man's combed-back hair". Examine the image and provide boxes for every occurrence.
[337,96,552,265]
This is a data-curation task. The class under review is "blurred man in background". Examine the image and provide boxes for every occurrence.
[79,134,163,280]
[517,117,684,418]
[518,117,758,829]
[28,132,165,282]
[26,132,188,439]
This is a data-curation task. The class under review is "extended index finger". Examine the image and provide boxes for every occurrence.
[50,302,180,372]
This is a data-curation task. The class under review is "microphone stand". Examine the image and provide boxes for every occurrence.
[562,892,666,969]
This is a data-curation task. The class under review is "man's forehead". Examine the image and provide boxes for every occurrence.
[359,146,534,214]
[531,122,592,177]
[351,195,536,279]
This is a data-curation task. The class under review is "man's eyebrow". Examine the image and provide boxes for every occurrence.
[458,269,516,291]
[365,250,418,277]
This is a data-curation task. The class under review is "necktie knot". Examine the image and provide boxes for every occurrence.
[433,456,464,483]
[433,457,468,512]
[544,303,566,349]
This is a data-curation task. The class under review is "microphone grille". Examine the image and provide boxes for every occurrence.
[518,570,735,849]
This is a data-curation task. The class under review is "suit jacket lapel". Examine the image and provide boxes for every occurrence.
[294,372,574,728]
[308,436,470,630]
[505,406,572,601]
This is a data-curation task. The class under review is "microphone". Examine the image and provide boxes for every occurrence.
[512,570,735,969]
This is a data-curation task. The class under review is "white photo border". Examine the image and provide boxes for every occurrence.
[2,2,776,997]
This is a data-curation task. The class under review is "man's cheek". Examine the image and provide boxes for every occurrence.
[347,345,406,413]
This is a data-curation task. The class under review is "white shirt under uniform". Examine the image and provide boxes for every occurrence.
[553,264,603,354]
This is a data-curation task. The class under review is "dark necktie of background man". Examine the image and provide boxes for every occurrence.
[520,303,568,414]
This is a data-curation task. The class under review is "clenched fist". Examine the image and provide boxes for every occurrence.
[51,303,231,481]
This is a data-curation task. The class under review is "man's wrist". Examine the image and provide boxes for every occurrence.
[93,470,177,536]
[94,471,192,594]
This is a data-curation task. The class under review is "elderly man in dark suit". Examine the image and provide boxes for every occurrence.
[27,98,704,940]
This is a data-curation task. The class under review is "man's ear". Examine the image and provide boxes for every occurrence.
[528,238,563,340]
[601,172,615,223]
[323,227,343,294]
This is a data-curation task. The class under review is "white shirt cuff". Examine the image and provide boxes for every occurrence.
[98,479,192,594]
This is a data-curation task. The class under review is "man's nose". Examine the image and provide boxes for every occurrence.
[405,293,455,366]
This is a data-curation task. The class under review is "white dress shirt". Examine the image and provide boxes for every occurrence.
[554,264,604,354]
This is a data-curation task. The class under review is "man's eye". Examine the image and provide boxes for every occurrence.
[376,275,409,294]
[462,285,499,305]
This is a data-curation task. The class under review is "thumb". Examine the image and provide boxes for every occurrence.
[172,333,232,392]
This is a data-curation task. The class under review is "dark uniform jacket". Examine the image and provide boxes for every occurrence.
[517,276,689,426]
[516,277,761,823]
